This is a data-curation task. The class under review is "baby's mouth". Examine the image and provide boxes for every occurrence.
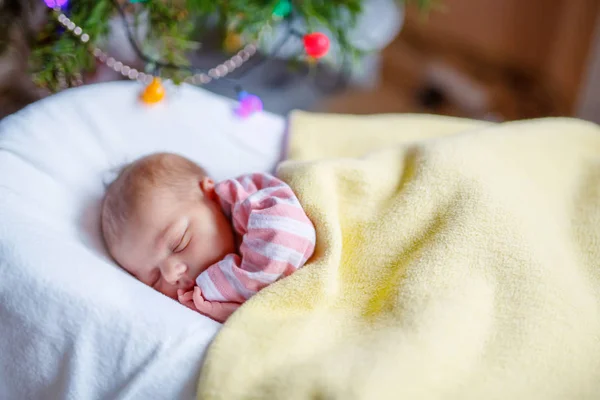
[179,278,195,292]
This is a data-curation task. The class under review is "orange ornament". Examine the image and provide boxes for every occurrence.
[141,77,165,104]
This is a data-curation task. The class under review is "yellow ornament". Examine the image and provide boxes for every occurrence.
[224,30,243,53]
[141,77,165,104]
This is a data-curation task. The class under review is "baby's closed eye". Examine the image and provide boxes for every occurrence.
[173,230,191,253]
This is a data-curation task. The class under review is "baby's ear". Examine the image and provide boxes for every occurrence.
[199,177,217,200]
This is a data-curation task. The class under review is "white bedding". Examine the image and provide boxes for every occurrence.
[0,81,286,399]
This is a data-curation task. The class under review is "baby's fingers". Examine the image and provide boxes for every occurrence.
[178,289,194,303]
[192,287,206,309]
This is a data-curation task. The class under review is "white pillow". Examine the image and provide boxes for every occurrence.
[0,81,286,399]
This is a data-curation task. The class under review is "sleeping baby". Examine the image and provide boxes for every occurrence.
[101,153,315,322]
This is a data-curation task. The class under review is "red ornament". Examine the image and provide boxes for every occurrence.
[303,32,330,59]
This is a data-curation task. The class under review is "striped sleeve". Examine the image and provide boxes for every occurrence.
[196,173,316,303]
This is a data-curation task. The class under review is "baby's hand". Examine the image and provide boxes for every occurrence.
[177,289,197,311]
[192,287,241,323]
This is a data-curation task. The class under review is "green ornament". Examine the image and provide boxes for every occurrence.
[272,0,292,18]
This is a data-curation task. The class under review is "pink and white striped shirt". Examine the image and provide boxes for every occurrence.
[195,173,316,303]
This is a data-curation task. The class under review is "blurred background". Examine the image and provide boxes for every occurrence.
[1,0,599,123]
[320,0,600,123]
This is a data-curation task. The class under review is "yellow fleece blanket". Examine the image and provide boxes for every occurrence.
[198,112,600,400]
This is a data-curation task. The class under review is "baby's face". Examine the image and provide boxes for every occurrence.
[111,178,236,299]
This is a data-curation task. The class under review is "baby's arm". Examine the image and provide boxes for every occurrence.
[192,173,316,319]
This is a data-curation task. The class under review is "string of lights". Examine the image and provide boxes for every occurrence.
[45,0,332,116]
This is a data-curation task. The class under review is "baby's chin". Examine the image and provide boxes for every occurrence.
[157,286,179,300]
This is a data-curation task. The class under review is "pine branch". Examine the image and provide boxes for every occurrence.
[29,0,438,92]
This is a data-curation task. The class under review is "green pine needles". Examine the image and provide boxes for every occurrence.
[31,0,436,92]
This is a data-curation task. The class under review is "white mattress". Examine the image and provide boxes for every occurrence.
[0,81,287,399]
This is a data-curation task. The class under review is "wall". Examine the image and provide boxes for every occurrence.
[405,0,600,112]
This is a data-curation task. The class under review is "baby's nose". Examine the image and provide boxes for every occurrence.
[163,262,187,284]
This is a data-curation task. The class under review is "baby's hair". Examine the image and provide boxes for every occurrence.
[101,152,208,252]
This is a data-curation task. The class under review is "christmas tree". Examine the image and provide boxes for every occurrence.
[33,0,436,92]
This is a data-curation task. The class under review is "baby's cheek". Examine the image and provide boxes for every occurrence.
[188,240,220,278]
